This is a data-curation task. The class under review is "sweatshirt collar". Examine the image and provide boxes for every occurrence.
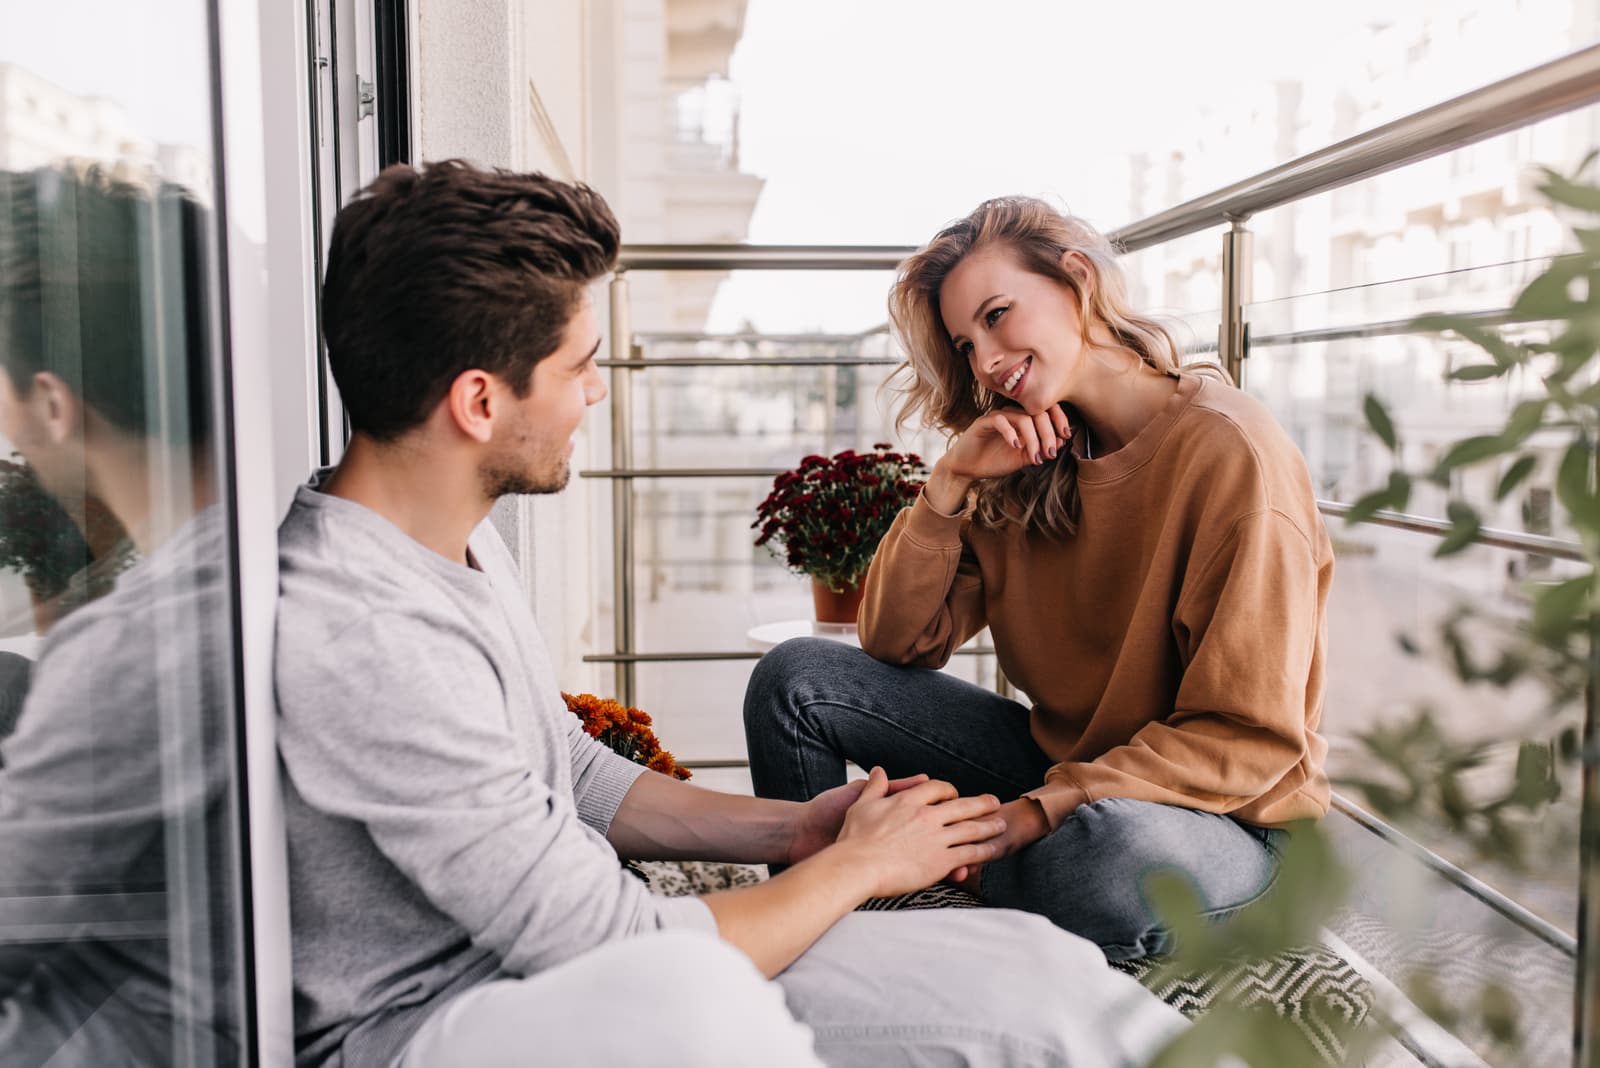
[1072,372,1203,484]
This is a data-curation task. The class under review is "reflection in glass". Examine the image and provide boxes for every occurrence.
[0,165,244,1065]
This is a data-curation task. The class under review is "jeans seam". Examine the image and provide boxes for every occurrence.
[1194,838,1284,922]
[793,695,1041,795]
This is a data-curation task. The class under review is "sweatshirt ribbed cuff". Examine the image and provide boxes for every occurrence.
[904,493,970,547]
[1024,777,1091,831]
[574,753,650,836]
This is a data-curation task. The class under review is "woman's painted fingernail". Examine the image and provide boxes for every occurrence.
[1047,446,1057,458]
[1032,452,1041,464]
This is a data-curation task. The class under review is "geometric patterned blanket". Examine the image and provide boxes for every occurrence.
[640,865,1375,1067]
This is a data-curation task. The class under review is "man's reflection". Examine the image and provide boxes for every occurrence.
[0,167,241,1066]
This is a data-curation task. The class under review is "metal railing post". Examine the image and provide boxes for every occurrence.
[1219,219,1253,386]
[608,272,636,706]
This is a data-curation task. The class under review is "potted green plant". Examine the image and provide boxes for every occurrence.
[753,444,929,623]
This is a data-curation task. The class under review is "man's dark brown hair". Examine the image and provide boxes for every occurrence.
[320,160,620,440]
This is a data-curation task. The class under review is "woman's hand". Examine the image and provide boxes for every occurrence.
[946,795,1051,898]
[922,406,1073,513]
[830,767,1006,899]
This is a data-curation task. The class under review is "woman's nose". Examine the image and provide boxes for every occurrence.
[973,338,1005,376]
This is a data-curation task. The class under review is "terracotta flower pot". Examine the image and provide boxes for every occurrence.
[811,578,865,625]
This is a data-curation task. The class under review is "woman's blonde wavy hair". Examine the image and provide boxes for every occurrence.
[888,195,1204,540]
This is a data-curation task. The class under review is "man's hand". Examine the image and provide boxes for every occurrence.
[830,768,1007,899]
[785,772,932,866]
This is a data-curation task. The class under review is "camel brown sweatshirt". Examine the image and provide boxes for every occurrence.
[860,373,1332,830]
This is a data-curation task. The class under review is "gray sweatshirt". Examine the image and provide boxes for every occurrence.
[275,483,713,1067]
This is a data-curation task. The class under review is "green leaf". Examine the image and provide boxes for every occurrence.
[1532,573,1594,641]
[1556,438,1600,530]
[1434,501,1481,557]
[1364,393,1398,451]
[1413,313,1528,369]
[1502,400,1548,446]
[1434,435,1512,475]
[1345,471,1410,526]
[1508,741,1559,809]
[1496,455,1538,500]
[1512,256,1589,322]
[1449,362,1508,381]
[1539,169,1600,213]
[1387,469,1412,513]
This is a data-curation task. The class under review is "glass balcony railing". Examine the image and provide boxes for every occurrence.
[592,43,1600,1065]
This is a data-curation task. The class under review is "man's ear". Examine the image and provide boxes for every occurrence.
[443,369,497,444]
[26,372,80,445]
[1059,250,1095,305]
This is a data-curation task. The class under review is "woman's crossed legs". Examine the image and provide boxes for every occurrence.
[744,637,1283,960]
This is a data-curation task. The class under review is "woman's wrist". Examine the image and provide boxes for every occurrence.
[922,462,973,516]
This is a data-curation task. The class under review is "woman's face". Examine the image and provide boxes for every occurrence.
[938,245,1087,415]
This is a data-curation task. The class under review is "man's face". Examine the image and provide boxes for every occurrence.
[479,292,607,498]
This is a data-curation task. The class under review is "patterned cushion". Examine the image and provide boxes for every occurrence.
[641,863,1372,1066]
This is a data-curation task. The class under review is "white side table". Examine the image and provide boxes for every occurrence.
[746,619,860,652]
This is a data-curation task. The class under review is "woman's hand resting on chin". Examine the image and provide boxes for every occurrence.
[922,405,1073,514]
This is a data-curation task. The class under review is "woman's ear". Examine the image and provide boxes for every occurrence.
[1059,250,1095,305]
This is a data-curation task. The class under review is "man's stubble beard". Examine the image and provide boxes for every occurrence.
[478,452,569,499]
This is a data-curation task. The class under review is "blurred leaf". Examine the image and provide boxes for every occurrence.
[1532,573,1594,641]
[1434,436,1511,475]
[1539,169,1600,212]
[1480,981,1521,1048]
[1413,313,1527,369]
[1560,726,1582,763]
[1512,256,1590,323]
[1346,471,1410,525]
[1434,501,1481,557]
[1364,393,1398,451]
[1503,400,1548,445]
[1556,438,1600,530]
[1495,455,1538,500]
[1448,362,1507,382]
[1508,741,1559,809]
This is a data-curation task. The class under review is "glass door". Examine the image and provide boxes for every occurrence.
[0,2,252,1063]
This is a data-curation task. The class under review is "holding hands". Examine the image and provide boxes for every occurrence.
[826,767,1006,898]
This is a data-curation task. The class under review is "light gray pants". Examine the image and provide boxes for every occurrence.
[394,908,1187,1067]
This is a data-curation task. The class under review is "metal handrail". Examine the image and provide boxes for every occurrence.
[1113,44,1600,251]
[583,467,787,479]
[1321,501,1585,562]
[635,328,889,342]
[599,356,899,369]
[620,245,912,271]
[1332,792,1577,956]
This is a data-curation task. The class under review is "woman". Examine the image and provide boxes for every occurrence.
[744,196,1332,961]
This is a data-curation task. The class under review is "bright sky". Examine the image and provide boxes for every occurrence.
[706,0,1581,333]
[0,2,212,147]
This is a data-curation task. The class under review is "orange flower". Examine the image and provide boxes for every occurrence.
[561,692,691,781]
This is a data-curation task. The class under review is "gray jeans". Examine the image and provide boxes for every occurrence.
[394,911,1186,1067]
[744,638,1286,961]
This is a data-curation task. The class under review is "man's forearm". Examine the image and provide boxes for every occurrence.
[607,771,802,863]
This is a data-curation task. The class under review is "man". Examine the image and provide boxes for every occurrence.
[0,166,242,1065]
[275,159,1185,1067]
